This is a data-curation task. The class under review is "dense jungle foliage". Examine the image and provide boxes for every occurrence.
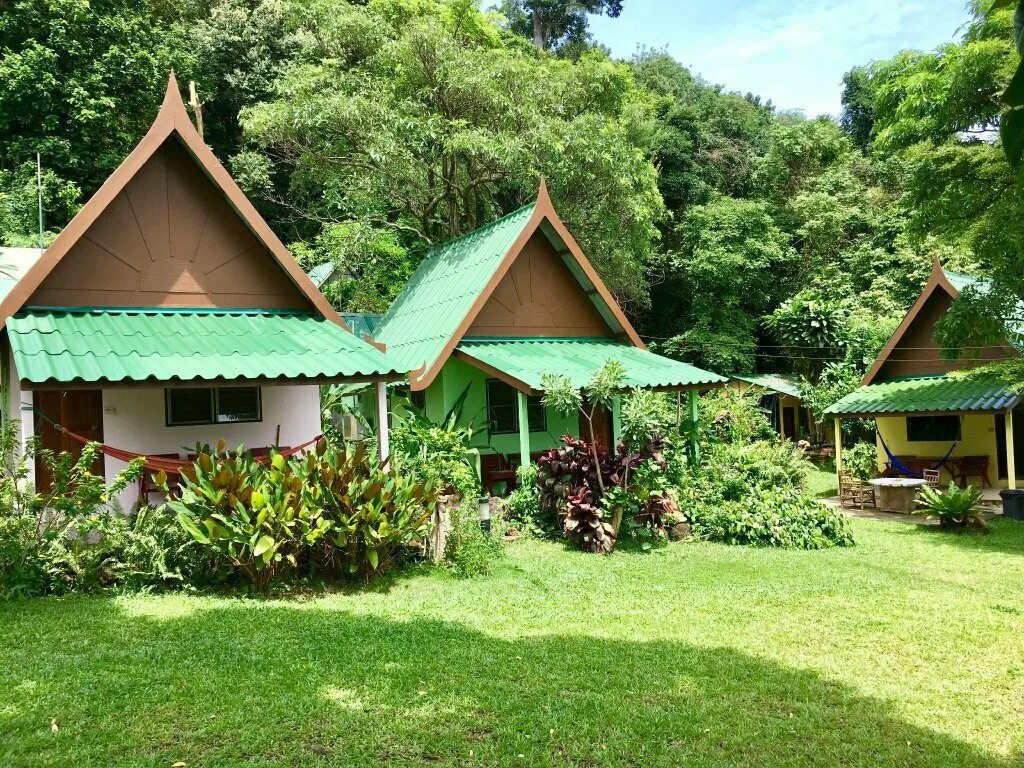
[1,0,1020,384]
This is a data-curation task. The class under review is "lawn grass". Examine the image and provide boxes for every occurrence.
[2,518,1023,767]
[806,466,838,498]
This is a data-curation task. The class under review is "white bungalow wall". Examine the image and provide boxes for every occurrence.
[103,384,322,510]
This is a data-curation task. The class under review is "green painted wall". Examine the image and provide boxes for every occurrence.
[426,357,579,455]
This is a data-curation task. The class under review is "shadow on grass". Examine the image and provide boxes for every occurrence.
[1,597,1015,768]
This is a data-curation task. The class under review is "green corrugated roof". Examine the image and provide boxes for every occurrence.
[374,203,536,374]
[307,262,335,288]
[457,338,726,392]
[733,373,801,399]
[8,309,405,385]
[824,374,1019,417]
[341,312,381,339]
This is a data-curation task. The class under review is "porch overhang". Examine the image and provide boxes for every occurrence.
[824,374,1021,419]
[7,308,407,389]
[453,337,726,395]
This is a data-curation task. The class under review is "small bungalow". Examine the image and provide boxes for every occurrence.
[0,74,405,509]
[368,183,726,492]
[825,260,1022,489]
[730,373,810,441]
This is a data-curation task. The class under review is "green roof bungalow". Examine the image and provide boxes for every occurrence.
[0,75,405,509]
[729,374,811,442]
[825,260,1022,490]
[370,182,726,492]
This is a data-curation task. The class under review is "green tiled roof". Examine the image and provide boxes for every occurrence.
[374,203,536,374]
[306,262,335,288]
[733,373,801,399]
[824,375,1020,417]
[456,338,726,392]
[8,309,405,385]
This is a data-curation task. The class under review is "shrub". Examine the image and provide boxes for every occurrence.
[302,441,438,581]
[168,446,321,593]
[446,512,504,577]
[0,426,161,597]
[675,436,854,550]
[502,463,552,537]
[536,435,681,552]
[915,483,986,530]
[699,388,776,445]
[170,440,440,590]
[842,442,878,480]
[690,486,855,549]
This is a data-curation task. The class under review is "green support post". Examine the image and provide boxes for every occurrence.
[517,390,531,471]
[611,395,622,447]
[687,390,700,465]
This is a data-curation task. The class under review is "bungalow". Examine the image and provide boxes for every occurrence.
[825,260,1022,489]
[368,182,726,492]
[729,373,810,441]
[0,74,404,509]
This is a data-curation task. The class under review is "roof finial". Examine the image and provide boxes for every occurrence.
[537,175,551,206]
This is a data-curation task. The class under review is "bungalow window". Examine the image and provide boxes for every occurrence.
[166,387,262,427]
[906,415,960,442]
[485,379,545,434]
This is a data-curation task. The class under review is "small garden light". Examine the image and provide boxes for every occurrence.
[478,495,491,533]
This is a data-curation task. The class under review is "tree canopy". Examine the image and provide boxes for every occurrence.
[1,0,1020,394]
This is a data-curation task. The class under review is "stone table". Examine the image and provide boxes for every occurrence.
[869,477,927,514]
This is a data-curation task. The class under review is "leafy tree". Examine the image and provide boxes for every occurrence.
[839,67,875,149]
[497,0,623,53]
[242,0,662,309]
[0,0,173,204]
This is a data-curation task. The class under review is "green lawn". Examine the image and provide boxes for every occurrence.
[806,466,838,498]
[2,518,1023,768]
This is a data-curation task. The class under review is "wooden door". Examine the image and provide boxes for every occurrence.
[782,407,796,441]
[582,399,614,450]
[34,389,104,491]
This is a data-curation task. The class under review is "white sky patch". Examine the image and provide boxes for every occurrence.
[589,0,970,116]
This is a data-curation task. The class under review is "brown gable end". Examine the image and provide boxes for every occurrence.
[465,231,614,338]
[29,139,310,310]
[863,259,1015,385]
[0,73,342,326]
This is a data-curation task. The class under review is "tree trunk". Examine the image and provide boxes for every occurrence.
[532,10,545,49]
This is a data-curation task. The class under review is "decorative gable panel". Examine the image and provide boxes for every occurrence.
[465,232,613,338]
[28,139,310,310]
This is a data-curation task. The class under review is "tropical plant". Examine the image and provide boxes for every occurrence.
[167,444,321,593]
[301,440,438,580]
[915,483,986,530]
[764,291,848,381]
[842,442,878,481]
[535,434,678,552]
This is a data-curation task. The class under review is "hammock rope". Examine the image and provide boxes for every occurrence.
[876,422,959,478]
[35,409,322,475]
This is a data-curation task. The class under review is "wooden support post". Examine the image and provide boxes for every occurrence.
[611,395,622,447]
[517,390,530,471]
[688,390,700,465]
[834,417,843,479]
[375,381,389,462]
[20,391,34,490]
[1006,410,1016,490]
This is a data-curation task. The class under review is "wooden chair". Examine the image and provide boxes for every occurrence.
[839,469,876,510]
[481,453,517,496]
[922,469,941,489]
[952,455,991,488]
[138,453,184,502]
